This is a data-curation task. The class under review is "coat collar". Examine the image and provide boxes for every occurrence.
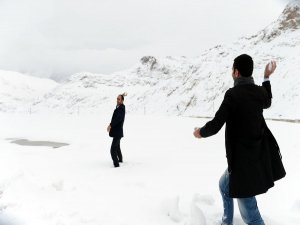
[234,76,254,87]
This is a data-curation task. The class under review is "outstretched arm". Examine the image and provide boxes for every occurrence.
[194,90,236,139]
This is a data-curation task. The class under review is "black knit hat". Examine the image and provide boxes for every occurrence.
[233,54,254,77]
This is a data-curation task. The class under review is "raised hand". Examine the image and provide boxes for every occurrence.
[264,61,277,78]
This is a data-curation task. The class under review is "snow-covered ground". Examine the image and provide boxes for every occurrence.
[0,114,299,225]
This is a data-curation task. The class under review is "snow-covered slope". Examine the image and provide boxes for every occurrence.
[0,70,58,113]
[31,1,300,119]
[1,1,300,119]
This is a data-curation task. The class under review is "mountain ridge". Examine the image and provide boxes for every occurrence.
[0,1,299,119]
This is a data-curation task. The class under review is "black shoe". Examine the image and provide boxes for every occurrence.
[114,164,120,167]
[119,160,123,163]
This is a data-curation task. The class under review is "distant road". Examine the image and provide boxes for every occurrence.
[187,116,300,124]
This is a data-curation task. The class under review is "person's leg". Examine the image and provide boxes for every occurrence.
[116,138,123,163]
[237,197,265,225]
[219,169,234,225]
[110,138,120,167]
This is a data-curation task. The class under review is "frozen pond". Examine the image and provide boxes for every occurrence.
[8,138,69,148]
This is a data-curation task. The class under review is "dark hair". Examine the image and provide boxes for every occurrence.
[119,92,127,101]
[233,54,254,77]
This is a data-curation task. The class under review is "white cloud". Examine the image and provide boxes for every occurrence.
[0,0,285,80]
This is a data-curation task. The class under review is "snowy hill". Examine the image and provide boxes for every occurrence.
[1,1,300,119]
[246,0,300,43]
[0,70,58,113]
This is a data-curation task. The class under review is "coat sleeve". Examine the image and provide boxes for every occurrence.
[200,89,236,138]
[110,107,125,128]
[262,81,272,109]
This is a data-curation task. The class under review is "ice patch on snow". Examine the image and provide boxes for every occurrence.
[8,139,69,149]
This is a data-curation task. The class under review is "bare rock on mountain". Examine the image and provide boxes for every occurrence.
[140,56,157,70]
[280,0,300,30]
[248,0,300,43]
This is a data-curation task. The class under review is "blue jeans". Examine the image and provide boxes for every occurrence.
[219,170,265,225]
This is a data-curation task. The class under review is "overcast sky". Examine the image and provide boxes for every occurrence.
[0,0,288,80]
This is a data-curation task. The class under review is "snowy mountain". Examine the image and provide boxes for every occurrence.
[246,0,300,43]
[0,70,57,113]
[1,1,300,119]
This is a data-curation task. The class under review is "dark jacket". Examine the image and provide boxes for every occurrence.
[109,104,125,138]
[200,81,286,198]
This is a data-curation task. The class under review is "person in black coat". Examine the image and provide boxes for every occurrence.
[193,54,285,225]
[107,93,126,167]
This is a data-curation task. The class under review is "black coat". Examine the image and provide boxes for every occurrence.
[200,81,286,198]
[109,104,125,138]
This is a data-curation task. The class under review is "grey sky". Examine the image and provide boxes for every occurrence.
[0,0,286,80]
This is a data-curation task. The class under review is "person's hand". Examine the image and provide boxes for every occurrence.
[193,127,202,139]
[264,61,277,78]
[107,125,111,132]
